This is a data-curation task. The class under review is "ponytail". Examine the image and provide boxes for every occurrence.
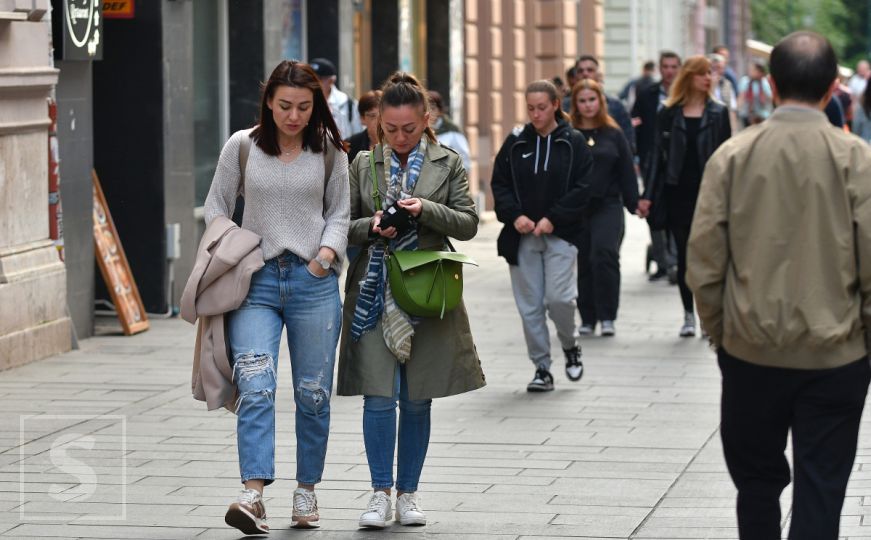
[377,71,438,143]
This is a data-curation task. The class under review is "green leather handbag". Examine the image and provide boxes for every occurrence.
[387,250,477,318]
[369,150,477,319]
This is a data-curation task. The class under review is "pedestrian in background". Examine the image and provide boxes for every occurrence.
[428,90,472,173]
[338,72,485,529]
[687,31,871,539]
[709,53,739,132]
[204,60,349,533]
[712,44,739,96]
[849,59,869,120]
[619,60,656,111]
[570,78,639,337]
[492,79,593,392]
[311,57,361,140]
[633,51,681,283]
[738,60,773,127]
[638,55,731,338]
[853,85,871,142]
[346,90,381,164]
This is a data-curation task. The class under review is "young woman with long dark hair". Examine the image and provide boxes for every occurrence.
[203,60,349,533]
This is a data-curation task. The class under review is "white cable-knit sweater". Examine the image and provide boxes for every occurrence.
[204,129,350,267]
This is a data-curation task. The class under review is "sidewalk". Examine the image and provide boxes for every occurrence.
[2,217,871,539]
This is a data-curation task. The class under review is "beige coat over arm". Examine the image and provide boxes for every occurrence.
[181,215,264,411]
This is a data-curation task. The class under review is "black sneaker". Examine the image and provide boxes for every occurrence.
[648,268,668,281]
[564,346,583,381]
[527,367,554,392]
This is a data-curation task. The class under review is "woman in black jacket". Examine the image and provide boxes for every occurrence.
[570,79,640,337]
[638,55,731,337]
[492,79,593,393]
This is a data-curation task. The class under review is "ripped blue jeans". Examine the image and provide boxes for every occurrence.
[227,252,341,486]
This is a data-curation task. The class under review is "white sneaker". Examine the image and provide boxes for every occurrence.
[600,320,615,336]
[396,492,426,526]
[359,491,392,529]
[679,311,696,337]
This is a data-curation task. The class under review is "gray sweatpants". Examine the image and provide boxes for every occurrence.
[509,234,578,370]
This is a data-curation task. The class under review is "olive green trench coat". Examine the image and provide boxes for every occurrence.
[337,141,486,400]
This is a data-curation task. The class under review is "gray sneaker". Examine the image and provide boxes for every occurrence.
[291,487,320,528]
[225,488,269,535]
[600,320,615,337]
[679,311,696,337]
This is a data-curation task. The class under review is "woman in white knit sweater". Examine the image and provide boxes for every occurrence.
[203,60,349,534]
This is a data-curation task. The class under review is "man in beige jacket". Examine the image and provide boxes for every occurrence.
[687,31,871,540]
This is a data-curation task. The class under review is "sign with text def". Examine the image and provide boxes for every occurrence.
[103,0,133,19]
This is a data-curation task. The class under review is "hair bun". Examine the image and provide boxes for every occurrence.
[389,72,420,87]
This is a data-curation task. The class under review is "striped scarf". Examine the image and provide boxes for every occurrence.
[350,139,427,361]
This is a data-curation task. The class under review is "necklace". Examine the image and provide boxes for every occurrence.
[580,127,597,147]
[278,142,301,156]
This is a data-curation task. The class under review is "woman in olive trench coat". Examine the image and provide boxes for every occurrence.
[337,72,485,529]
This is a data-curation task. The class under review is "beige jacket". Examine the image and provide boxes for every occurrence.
[687,106,871,369]
[180,215,264,410]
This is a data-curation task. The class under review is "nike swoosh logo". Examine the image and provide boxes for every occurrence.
[522,152,534,158]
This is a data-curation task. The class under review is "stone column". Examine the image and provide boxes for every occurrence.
[0,7,71,368]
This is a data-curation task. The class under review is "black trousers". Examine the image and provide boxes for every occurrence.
[670,225,693,313]
[577,202,623,324]
[719,349,870,540]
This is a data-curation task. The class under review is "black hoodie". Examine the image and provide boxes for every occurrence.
[491,118,593,264]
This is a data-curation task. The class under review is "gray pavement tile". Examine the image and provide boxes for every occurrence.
[4,524,207,538]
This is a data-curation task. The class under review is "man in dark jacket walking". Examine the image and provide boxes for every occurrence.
[492,80,593,393]
[632,51,681,281]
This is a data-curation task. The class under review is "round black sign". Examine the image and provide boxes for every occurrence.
[64,0,101,57]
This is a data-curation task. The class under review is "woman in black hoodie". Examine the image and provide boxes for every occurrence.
[492,79,593,393]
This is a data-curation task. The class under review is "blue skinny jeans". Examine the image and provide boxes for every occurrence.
[363,365,432,493]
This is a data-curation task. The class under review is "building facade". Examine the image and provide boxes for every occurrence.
[601,0,752,94]
[0,0,71,368]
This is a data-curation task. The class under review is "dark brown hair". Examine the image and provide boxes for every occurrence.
[251,60,344,155]
[377,71,437,143]
[358,90,382,116]
[428,90,445,112]
[525,79,571,123]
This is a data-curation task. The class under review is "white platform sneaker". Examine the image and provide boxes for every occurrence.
[359,491,392,529]
[396,492,426,526]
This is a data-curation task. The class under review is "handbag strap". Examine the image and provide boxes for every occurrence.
[369,147,382,210]
[236,130,252,198]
